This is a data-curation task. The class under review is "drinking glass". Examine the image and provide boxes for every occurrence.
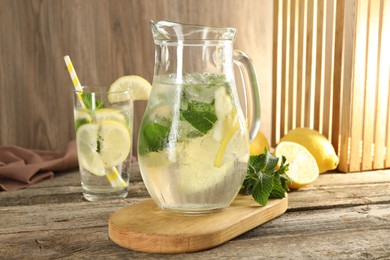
[73,85,133,201]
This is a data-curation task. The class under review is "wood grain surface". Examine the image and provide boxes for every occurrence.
[0,0,273,152]
[1,165,390,258]
[108,195,287,253]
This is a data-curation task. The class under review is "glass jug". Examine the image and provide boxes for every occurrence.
[138,20,261,214]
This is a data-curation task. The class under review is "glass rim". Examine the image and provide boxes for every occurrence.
[151,20,237,43]
[74,85,131,95]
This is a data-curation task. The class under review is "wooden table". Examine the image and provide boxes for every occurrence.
[1,164,390,259]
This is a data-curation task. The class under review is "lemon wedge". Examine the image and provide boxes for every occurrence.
[109,75,152,102]
[214,124,239,167]
[213,87,240,168]
[274,141,319,189]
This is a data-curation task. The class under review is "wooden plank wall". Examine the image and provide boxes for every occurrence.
[272,0,337,143]
[343,0,390,172]
[272,0,390,172]
[0,0,273,154]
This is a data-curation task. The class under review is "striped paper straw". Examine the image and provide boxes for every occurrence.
[64,55,86,109]
[106,167,127,188]
[63,55,126,188]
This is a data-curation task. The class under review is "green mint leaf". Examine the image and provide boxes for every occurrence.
[180,101,217,134]
[82,92,104,109]
[251,172,274,206]
[141,123,170,152]
[249,151,279,174]
[278,156,290,191]
[74,118,89,131]
[269,175,287,199]
[241,149,290,206]
[96,100,104,109]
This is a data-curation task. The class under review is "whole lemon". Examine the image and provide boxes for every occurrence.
[279,128,339,173]
[250,130,270,155]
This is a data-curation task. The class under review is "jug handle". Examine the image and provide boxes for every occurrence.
[233,50,261,142]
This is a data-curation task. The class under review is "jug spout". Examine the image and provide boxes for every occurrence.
[150,20,171,41]
[150,20,236,43]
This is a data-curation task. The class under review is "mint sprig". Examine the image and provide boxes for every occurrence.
[82,92,104,109]
[142,123,170,152]
[74,93,104,131]
[140,99,218,154]
[180,101,217,134]
[241,148,290,206]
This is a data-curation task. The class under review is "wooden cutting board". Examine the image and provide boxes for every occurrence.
[108,194,288,254]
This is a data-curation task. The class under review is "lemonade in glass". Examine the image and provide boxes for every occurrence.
[73,85,133,201]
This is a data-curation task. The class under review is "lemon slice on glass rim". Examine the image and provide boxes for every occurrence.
[108,75,152,102]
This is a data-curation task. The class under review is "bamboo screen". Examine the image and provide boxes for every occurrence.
[272,0,390,172]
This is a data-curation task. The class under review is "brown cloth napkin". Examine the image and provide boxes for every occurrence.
[0,140,78,191]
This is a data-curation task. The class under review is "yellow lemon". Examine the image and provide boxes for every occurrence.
[279,128,339,173]
[274,141,319,189]
[250,130,270,155]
